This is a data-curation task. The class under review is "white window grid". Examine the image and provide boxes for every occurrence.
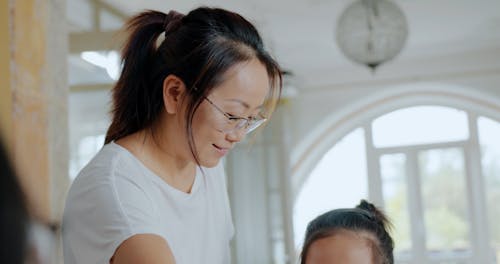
[364,112,494,264]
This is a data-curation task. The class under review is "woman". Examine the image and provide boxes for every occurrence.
[300,200,394,264]
[62,7,281,264]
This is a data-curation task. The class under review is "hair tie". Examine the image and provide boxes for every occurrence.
[164,10,184,35]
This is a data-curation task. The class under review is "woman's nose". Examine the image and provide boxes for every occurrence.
[225,128,246,143]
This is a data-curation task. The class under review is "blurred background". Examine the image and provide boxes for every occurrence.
[1,0,500,263]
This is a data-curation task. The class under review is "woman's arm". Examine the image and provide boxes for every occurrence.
[111,234,176,264]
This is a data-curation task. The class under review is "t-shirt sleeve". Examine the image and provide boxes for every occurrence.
[63,166,161,264]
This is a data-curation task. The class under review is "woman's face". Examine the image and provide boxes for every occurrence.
[305,230,376,264]
[191,58,271,167]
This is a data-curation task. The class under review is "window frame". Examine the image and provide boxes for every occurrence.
[365,111,491,263]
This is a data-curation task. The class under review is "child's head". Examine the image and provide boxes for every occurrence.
[301,200,394,264]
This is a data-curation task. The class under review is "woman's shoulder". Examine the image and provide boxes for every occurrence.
[62,142,161,264]
[66,142,152,203]
[64,142,157,222]
[74,142,137,180]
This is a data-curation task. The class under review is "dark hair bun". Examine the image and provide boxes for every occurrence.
[356,199,391,229]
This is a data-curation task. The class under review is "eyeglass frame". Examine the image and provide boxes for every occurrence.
[203,96,267,134]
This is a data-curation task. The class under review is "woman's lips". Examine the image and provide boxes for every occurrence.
[213,144,229,156]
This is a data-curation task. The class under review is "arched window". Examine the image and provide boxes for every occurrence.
[294,104,500,263]
[293,128,368,247]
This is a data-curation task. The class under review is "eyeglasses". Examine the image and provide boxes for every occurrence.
[204,96,267,134]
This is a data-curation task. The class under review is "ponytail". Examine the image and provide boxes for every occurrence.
[105,10,182,144]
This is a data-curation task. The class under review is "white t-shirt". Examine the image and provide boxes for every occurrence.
[62,142,234,264]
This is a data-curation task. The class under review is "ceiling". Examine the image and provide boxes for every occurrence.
[67,0,500,90]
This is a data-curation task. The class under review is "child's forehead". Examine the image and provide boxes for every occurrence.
[307,230,377,264]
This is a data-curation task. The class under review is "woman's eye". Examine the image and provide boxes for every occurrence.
[227,114,241,121]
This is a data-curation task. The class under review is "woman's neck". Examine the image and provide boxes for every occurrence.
[116,129,197,193]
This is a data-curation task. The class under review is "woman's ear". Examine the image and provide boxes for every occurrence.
[163,74,186,114]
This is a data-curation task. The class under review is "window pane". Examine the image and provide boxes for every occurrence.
[419,148,470,254]
[293,128,367,249]
[381,154,412,255]
[66,0,93,32]
[100,10,123,31]
[69,90,110,180]
[70,134,104,180]
[372,106,468,148]
[478,116,500,262]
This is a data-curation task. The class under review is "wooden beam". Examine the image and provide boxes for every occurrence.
[70,83,113,92]
[69,30,123,53]
[0,0,12,149]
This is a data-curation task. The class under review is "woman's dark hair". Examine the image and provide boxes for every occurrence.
[300,200,394,264]
[105,7,282,163]
[0,140,29,263]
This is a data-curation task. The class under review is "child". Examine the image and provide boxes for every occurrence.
[301,200,394,264]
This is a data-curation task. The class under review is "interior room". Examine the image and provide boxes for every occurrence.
[2,0,500,263]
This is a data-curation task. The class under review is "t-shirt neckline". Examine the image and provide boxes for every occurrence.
[109,141,202,198]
